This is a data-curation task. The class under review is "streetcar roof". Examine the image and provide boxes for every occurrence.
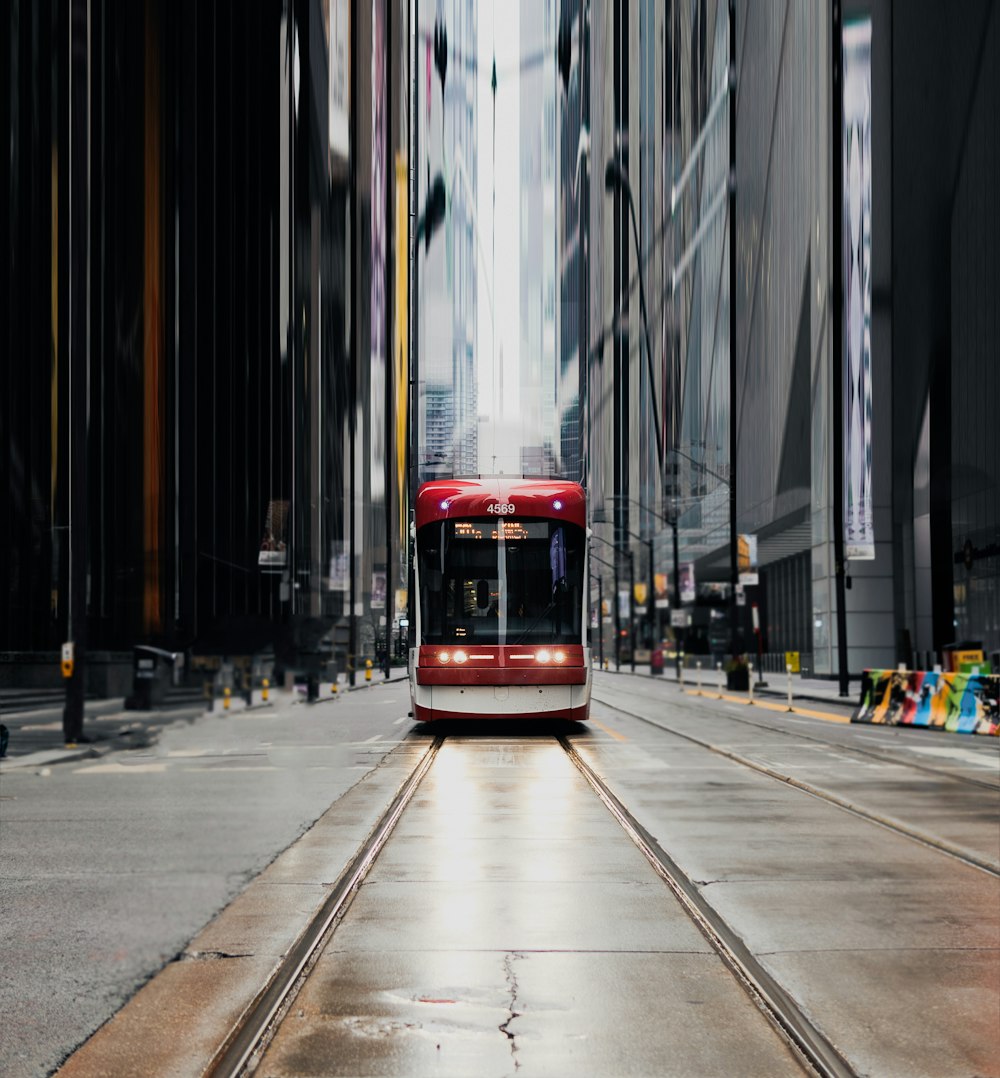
[415,477,586,529]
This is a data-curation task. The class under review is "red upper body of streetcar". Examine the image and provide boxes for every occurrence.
[409,476,591,722]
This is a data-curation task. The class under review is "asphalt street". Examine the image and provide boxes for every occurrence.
[0,678,412,1078]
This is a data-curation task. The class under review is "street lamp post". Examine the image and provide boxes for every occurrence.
[670,506,681,681]
[621,525,653,652]
[590,549,619,672]
[590,533,632,673]
[727,0,740,660]
[603,160,668,674]
[628,550,636,672]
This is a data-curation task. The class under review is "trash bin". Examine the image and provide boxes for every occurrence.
[126,645,176,710]
[650,648,664,676]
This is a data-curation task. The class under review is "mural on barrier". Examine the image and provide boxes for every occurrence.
[853,669,999,736]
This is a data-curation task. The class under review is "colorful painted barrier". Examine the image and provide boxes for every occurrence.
[853,669,999,736]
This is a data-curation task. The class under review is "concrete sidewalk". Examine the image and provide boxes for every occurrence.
[598,661,859,710]
[0,673,410,771]
[0,697,207,770]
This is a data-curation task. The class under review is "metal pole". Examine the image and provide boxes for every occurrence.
[63,0,90,746]
[384,0,393,682]
[831,0,850,697]
[727,0,739,660]
[348,0,358,687]
[672,513,681,682]
[646,538,654,653]
[407,0,419,658]
[629,551,636,673]
[614,554,620,671]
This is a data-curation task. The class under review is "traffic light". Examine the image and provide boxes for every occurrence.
[557,17,572,95]
[421,173,447,252]
[433,19,448,93]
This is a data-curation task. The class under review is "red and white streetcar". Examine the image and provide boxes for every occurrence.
[409,476,591,722]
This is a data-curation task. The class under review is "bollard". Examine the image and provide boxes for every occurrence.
[244,678,253,708]
[332,679,339,695]
[223,686,231,711]
[748,664,755,705]
[365,659,373,683]
[717,662,724,698]
[786,664,793,711]
[678,660,684,691]
[205,681,215,712]
[262,677,270,703]
[696,661,702,695]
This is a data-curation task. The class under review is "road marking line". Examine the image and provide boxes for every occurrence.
[362,734,382,743]
[590,718,628,742]
[393,715,410,725]
[682,689,851,724]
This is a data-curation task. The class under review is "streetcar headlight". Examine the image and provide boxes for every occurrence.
[439,651,451,663]
[553,650,566,664]
[536,649,551,664]
[453,649,467,664]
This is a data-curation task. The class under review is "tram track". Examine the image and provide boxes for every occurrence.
[205,736,445,1078]
[600,681,1000,793]
[558,735,857,1078]
[593,694,1000,878]
[205,728,863,1078]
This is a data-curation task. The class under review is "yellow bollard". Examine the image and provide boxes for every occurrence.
[223,686,231,710]
[365,659,372,683]
[332,679,339,695]
[262,677,269,703]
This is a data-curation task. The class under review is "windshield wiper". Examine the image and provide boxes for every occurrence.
[511,601,556,645]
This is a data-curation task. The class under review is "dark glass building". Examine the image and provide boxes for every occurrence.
[1,0,410,690]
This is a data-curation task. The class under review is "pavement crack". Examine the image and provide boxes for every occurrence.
[499,952,524,1070]
[183,949,254,961]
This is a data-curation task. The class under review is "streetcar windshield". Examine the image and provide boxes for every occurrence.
[417,518,585,646]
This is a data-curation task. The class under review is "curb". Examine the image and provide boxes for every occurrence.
[594,664,857,709]
[0,704,207,771]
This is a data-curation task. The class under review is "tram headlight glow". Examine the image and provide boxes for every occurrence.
[536,649,551,664]
[553,650,566,663]
[439,651,451,663]
[453,649,468,664]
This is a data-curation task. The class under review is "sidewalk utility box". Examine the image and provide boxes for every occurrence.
[127,646,177,710]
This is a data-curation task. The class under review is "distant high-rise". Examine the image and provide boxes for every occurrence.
[519,0,558,474]
[419,0,478,479]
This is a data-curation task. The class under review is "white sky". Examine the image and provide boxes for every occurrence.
[476,2,521,473]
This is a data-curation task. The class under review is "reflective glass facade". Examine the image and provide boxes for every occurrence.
[2,0,409,682]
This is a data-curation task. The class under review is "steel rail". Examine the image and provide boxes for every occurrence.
[593,696,1000,879]
[205,736,444,1078]
[558,735,859,1078]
